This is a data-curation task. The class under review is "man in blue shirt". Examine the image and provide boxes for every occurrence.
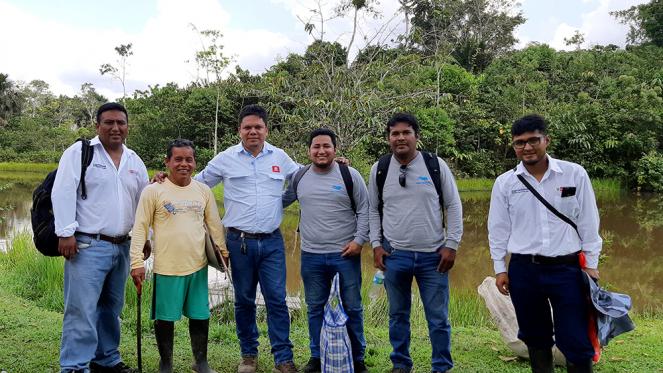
[194,105,300,373]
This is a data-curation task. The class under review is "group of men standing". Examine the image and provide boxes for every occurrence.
[52,102,602,373]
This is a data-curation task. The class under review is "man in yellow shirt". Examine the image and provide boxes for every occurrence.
[130,139,228,373]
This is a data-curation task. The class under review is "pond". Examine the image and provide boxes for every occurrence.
[1,172,662,314]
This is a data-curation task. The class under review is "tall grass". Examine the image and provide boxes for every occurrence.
[0,233,153,328]
[363,284,491,329]
[456,178,494,192]
[0,162,56,173]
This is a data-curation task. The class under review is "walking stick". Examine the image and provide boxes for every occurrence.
[137,286,143,373]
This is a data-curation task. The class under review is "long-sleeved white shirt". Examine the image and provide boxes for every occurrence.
[52,136,149,238]
[488,155,602,274]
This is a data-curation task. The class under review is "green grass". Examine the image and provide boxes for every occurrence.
[2,234,663,372]
[0,162,57,173]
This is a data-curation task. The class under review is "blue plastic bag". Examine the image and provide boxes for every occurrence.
[320,273,354,373]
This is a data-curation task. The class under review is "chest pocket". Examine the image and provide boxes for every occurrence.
[264,172,285,196]
[554,193,580,219]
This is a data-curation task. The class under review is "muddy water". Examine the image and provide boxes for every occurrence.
[2,174,661,313]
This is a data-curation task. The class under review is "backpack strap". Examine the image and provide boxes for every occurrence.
[375,154,392,237]
[78,138,93,200]
[422,151,444,211]
[338,163,356,214]
[291,164,312,200]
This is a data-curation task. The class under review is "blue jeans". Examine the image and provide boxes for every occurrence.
[383,246,452,372]
[60,235,130,373]
[300,251,366,361]
[227,229,294,364]
[508,256,594,364]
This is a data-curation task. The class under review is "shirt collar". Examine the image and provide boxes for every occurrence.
[514,154,563,176]
[89,136,130,155]
[237,141,274,156]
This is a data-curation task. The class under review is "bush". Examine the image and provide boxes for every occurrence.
[636,151,663,192]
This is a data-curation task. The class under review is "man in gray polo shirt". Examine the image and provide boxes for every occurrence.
[283,128,369,373]
[369,113,463,373]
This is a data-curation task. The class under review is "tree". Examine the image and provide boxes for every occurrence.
[611,0,663,47]
[334,0,380,67]
[0,73,22,126]
[78,83,107,127]
[99,43,134,99]
[20,80,53,118]
[408,0,525,72]
[564,30,585,50]
[190,25,232,154]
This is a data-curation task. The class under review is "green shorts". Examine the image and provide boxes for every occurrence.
[151,266,210,321]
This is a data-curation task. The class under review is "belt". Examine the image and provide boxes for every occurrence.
[76,232,130,245]
[228,227,275,239]
[511,251,580,265]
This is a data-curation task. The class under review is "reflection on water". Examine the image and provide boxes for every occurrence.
[1,174,662,313]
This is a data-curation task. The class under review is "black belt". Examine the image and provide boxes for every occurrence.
[228,227,275,239]
[511,251,580,265]
[76,232,130,244]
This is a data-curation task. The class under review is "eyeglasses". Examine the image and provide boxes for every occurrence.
[512,136,544,149]
[399,165,407,187]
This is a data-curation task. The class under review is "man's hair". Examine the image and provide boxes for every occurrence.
[166,139,196,159]
[386,112,419,136]
[96,102,128,123]
[238,104,268,125]
[512,114,548,136]
[307,128,337,148]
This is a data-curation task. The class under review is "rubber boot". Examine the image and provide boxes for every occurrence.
[527,347,554,373]
[154,320,174,373]
[566,360,593,373]
[190,318,217,373]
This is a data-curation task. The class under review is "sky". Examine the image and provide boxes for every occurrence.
[0,0,648,100]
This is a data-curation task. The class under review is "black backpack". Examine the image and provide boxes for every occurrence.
[375,151,445,234]
[291,163,356,213]
[31,139,94,256]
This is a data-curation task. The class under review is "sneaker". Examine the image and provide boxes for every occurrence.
[273,361,298,373]
[89,362,134,373]
[237,356,258,373]
[302,357,321,373]
[354,360,368,373]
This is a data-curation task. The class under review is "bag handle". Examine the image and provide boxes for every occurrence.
[326,273,344,310]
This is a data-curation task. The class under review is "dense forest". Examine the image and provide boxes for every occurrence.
[1,0,661,190]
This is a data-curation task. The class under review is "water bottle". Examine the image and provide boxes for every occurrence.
[369,270,385,302]
[373,270,384,285]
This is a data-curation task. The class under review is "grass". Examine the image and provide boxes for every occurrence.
[0,162,57,173]
[2,234,663,372]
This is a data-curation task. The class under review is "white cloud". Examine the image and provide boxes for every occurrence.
[0,0,299,98]
[548,0,648,50]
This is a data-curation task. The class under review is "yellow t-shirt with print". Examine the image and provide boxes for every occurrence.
[130,178,227,276]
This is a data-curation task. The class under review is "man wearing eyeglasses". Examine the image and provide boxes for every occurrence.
[368,113,463,373]
[488,114,602,373]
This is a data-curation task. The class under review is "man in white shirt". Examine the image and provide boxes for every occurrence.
[52,102,150,373]
[488,114,602,373]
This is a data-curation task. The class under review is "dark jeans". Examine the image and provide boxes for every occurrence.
[300,251,366,361]
[383,244,452,372]
[227,228,294,364]
[508,256,594,364]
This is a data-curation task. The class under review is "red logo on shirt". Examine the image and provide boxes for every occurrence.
[272,165,280,173]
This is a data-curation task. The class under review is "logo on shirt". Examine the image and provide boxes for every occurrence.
[164,202,177,214]
[272,165,281,173]
[416,176,433,186]
[511,188,529,194]
[331,184,343,192]
[93,163,106,169]
[128,169,138,175]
